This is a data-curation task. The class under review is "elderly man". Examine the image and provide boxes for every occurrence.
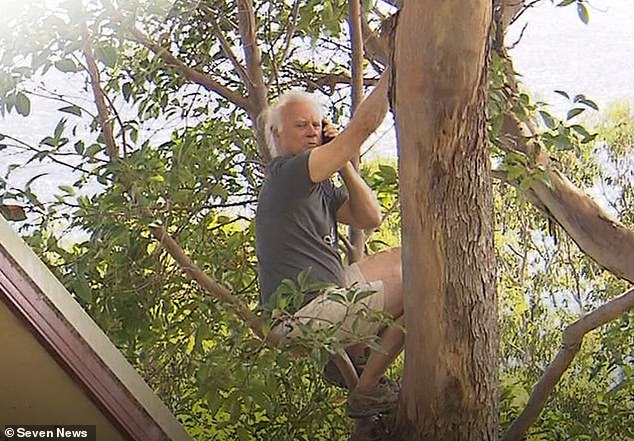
[255,72,404,418]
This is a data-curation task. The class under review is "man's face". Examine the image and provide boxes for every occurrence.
[275,100,322,156]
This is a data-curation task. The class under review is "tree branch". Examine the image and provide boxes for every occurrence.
[236,0,267,105]
[502,287,634,441]
[236,0,270,161]
[499,113,634,284]
[132,29,253,114]
[510,0,543,27]
[360,13,389,66]
[307,73,379,92]
[81,22,118,160]
[199,3,251,87]
[147,223,266,341]
[268,0,301,88]
[0,134,98,177]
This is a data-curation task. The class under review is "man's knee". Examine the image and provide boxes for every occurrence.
[357,247,402,282]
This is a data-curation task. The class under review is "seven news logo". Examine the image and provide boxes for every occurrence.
[3,426,95,441]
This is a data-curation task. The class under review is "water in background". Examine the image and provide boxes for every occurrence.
[1,0,633,197]
[508,0,634,117]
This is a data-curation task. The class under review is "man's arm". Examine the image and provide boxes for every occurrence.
[336,162,381,229]
[307,70,389,183]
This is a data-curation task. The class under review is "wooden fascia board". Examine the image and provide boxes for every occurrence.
[0,216,192,441]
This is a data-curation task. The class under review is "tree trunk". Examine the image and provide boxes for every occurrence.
[392,1,498,439]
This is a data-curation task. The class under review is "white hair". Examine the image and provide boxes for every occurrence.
[258,90,323,159]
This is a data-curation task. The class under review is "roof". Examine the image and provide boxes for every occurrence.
[0,215,193,441]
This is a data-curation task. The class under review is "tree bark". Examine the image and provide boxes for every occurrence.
[499,114,634,285]
[393,1,498,439]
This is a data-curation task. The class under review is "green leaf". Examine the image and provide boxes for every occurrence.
[94,45,119,68]
[16,92,31,116]
[539,111,556,129]
[74,140,85,155]
[378,164,397,183]
[54,58,79,73]
[54,118,67,139]
[577,2,589,24]
[579,98,598,110]
[58,105,82,117]
[581,133,597,144]
[58,185,76,196]
[85,144,102,157]
[206,390,223,417]
[566,107,585,120]
[570,124,592,139]
[72,277,93,303]
[41,137,57,147]
[122,82,133,101]
[236,427,250,441]
[554,90,570,99]
[557,0,576,6]
[551,133,573,150]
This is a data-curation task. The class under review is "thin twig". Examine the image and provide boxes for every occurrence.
[0,134,98,176]
[510,0,543,26]
[267,0,301,88]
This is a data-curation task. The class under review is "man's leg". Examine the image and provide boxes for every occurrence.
[356,247,403,318]
[344,247,403,360]
[346,247,405,416]
[354,316,404,392]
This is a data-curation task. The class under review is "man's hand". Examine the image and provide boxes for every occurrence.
[308,69,390,183]
[321,119,338,144]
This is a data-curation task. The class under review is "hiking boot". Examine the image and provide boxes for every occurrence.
[346,377,400,418]
[322,352,367,388]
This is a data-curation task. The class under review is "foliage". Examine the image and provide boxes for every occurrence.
[495,105,634,439]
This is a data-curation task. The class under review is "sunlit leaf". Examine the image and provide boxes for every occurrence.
[577,2,590,24]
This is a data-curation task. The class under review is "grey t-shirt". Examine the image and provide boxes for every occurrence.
[256,150,348,306]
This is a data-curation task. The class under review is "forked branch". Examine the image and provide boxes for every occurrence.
[502,287,634,441]
[100,0,252,114]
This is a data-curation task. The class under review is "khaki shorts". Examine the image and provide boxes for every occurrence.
[272,263,385,341]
